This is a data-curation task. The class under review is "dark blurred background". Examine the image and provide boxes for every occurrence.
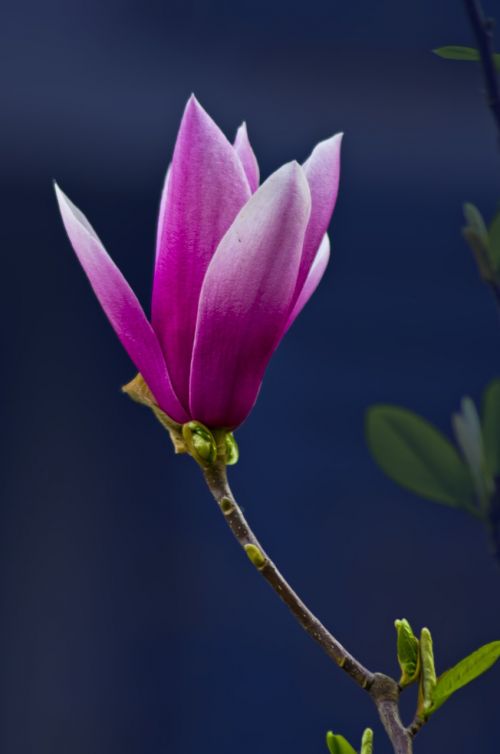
[1,1,500,752]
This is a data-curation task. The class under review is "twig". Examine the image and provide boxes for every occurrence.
[202,458,373,688]
[464,0,500,142]
[201,448,417,754]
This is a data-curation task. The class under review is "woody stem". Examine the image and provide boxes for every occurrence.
[201,455,416,754]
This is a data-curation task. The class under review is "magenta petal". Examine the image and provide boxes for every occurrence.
[152,96,251,407]
[189,162,311,428]
[294,133,342,298]
[284,234,330,333]
[54,184,188,423]
[155,163,170,266]
[233,122,260,193]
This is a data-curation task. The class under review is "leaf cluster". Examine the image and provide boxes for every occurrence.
[394,620,500,721]
[366,379,500,517]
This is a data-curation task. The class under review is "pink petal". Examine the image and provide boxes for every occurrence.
[294,133,342,299]
[233,122,260,193]
[189,162,311,428]
[284,234,330,333]
[155,163,170,266]
[54,184,188,423]
[152,96,251,408]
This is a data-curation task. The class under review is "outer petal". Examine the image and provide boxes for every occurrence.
[189,162,311,428]
[294,133,342,299]
[155,163,170,266]
[233,122,260,193]
[152,96,251,407]
[284,234,330,333]
[54,184,188,423]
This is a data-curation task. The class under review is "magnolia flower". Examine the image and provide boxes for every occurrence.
[55,96,342,429]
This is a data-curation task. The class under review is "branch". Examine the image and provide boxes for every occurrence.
[201,453,415,754]
[464,0,500,142]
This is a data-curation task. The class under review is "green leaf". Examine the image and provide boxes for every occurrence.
[433,46,500,70]
[463,203,488,242]
[434,45,481,61]
[488,210,500,272]
[366,405,476,510]
[432,45,481,62]
[482,379,500,477]
[430,641,500,713]
[452,398,483,478]
[452,397,492,507]
[463,226,494,281]
[395,619,420,686]
[462,203,500,282]
[224,432,239,465]
[326,731,357,754]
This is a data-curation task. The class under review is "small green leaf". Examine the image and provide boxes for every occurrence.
[224,432,239,465]
[366,406,476,510]
[360,728,373,754]
[462,203,500,282]
[433,46,500,70]
[482,379,500,477]
[463,226,494,281]
[182,421,217,465]
[431,641,500,713]
[417,628,437,719]
[395,619,420,686]
[463,203,500,280]
[464,203,488,242]
[434,45,481,61]
[452,398,483,477]
[326,732,357,754]
[488,210,500,271]
[452,396,491,506]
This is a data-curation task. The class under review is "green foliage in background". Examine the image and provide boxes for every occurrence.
[365,406,476,511]
[462,203,500,285]
[433,45,500,70]
[366,379,500,522]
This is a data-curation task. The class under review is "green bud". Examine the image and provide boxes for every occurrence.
[395,618,420,686]
[244,543,267,570]
[225,432,239,465]
[418,627,437,718]
[220,496,235,515]
[182,421,217,465]
[360,728,373,754]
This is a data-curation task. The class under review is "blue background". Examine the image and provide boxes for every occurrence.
[1,1,500,752]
